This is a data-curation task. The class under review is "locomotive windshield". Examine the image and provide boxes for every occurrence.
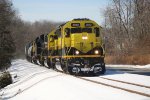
[71,28,92,33]
[71,28,81,33]
[82,28,92,33]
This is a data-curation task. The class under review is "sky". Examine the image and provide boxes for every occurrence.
[12,0,111,25]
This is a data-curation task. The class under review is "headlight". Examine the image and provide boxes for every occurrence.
[75,50,79,55]
[82,36,88,40]
[94,50,99,54]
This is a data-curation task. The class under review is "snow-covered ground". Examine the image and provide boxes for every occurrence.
[0,59,150,100]
[106,64,150,69]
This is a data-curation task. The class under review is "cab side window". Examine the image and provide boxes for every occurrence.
[94,28,100,37]
[54,35,58,40]
[45,35,48,42]
[50,35,54,42]
[65,28,70,37]
[55,28,61,37]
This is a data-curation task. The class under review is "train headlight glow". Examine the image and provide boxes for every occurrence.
[82,36,88,40]
[94,50,99,54]
[75,50,79,55]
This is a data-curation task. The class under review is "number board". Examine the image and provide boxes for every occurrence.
[85,23,93,27]
[71,23,80,27]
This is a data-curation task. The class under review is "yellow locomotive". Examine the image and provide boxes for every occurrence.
[25,18,106,75]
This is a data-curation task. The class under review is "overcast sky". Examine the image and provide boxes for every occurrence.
[12,0,110,24]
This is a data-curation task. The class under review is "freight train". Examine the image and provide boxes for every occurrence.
[25,18,106,75]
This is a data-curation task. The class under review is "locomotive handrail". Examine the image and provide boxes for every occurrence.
[75,42,100,44]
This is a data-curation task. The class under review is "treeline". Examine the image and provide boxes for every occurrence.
[103,0,150,64]
[0,0,61,70]
[11,19,61,58]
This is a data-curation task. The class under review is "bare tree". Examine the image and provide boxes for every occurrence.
[103,0,150,64]
[133,0,150,54]
[10,18,61,58]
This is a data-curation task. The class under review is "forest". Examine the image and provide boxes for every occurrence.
[0,0,150,70]
[103,0,150,64]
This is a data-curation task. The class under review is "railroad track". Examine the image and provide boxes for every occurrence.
[98,77,150,89]
[1,74,62,99]
[0,70,56,99]
[53,68,150,98]
[77,76,150,98]
[47,65,150,97]
[5,70,53,90]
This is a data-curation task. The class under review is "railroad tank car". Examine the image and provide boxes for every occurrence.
[25,42,33,62]
[25,18,106,75]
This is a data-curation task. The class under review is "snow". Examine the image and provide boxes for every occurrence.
[84,74,150,95]
[0,59,150,100]
[102,72,150,86]
[106,64,150,69]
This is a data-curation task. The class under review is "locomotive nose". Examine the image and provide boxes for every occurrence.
[82,33,88,40]
[71,32,97,53]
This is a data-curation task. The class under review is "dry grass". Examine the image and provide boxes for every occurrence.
[105,54,150,65]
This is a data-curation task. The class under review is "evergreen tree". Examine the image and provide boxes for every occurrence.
[0,0,16,70]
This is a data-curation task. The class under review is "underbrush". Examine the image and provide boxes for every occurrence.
[0,71,12,89]
[105,54,150,65]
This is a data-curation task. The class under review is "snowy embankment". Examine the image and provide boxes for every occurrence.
[0,59,150,100]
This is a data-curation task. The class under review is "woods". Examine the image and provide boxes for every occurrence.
[103,0,150,64]
[11,19,61,58]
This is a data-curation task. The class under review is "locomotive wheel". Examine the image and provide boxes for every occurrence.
[51,59,56,69]
[39,60,44,66]
[33,59,38,65]
[47,58,55,69]
[61,63,68,73]
[47,58,52,68]
[39,58,44,66]
[68,66,80,75]
[92,65,106,76]
[61,61,68,73]
[44,58,48,67]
